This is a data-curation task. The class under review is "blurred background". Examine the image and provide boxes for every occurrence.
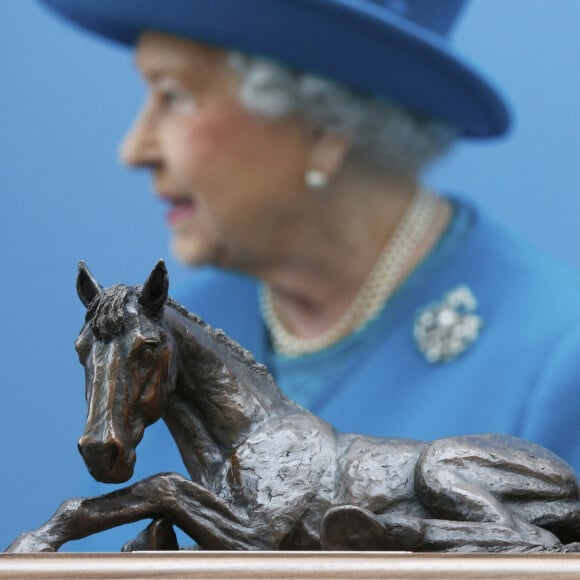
[1,0,579,551]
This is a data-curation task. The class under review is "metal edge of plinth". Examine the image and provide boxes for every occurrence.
[2,552,580,579]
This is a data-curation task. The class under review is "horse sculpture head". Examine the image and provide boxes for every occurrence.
[75,261,177,483]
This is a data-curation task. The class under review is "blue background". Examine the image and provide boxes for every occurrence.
[1,1,579,551]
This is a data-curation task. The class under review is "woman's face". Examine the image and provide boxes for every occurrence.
[121,31,316,271]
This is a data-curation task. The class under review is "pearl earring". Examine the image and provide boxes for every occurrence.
[305,169,329,190]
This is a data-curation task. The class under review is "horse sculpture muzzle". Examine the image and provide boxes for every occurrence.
[78,434,136,484]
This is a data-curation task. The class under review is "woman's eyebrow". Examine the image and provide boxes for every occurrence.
[135,51,192,77]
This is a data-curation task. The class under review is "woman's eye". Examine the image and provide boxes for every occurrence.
[158,88,196,114]
[160,90,180,105]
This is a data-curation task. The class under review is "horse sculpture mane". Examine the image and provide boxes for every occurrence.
[6,261,580,554]
[166,296,278,388]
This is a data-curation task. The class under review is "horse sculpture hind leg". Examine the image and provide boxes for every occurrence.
[320,505,561,552]
[415,435,580,551]
[321,506,427,550]
[323,434,580,552]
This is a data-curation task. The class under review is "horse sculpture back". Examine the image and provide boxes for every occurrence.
[6,261,580,553]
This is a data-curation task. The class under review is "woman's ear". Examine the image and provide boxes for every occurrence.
[307,130,352,181]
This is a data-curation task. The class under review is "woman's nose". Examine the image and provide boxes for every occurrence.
[119,105,160,167]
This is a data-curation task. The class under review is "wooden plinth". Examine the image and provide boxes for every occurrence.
[2,552,580,579]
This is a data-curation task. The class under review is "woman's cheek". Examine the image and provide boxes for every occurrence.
[165,126,209,170]
[172,114,236,174]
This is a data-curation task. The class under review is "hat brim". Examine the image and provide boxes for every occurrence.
[38,0,510,137]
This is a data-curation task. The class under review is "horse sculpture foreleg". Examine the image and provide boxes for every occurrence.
[121,518,180,551]
[5,473,267,552]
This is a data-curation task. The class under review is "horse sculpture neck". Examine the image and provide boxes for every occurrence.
[160,299,299,484]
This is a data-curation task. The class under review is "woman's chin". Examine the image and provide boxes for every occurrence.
[171,234,212,267]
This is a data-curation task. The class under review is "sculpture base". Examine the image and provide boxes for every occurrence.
[2,551,580,579]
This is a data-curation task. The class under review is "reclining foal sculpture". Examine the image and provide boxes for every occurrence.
[6,262,580,552]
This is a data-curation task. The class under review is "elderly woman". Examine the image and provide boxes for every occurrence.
[39,0,580,489]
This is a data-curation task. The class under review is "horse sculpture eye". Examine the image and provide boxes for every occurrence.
[135,341,159,364]
[141,349,155,364]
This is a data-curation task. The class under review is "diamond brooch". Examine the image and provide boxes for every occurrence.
[414,286,483,363]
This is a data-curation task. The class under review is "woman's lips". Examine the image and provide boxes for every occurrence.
[163,197,196,225]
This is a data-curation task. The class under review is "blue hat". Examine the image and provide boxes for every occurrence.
[38,0,510,138]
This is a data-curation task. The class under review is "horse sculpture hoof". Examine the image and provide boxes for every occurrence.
[556,542,580,553]
[121,519,179,552]
[5,532,56,554]
[321,505,424,551]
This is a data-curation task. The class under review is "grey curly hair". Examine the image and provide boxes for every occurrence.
[228,52,457,177]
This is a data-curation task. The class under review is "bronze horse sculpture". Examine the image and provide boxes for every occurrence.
[6,261,580,553]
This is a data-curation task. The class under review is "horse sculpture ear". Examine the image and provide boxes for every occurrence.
[139,260,169,315]
[77,261,102,308]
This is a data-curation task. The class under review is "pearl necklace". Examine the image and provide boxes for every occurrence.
[260,188,439,357]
